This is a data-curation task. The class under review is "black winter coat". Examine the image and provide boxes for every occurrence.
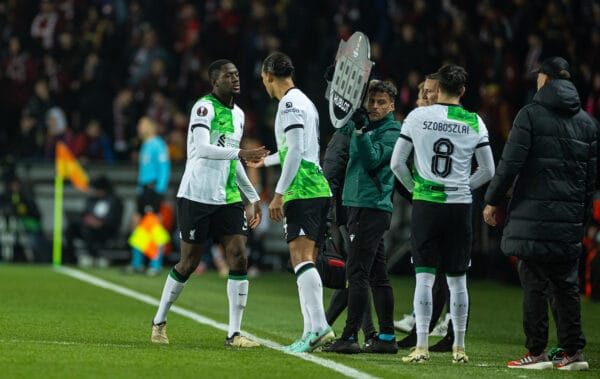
[484,79,598,262]
[323,132,350,197]
[323,131,351,226]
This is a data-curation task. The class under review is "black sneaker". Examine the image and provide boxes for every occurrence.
[321,338,361,354]
[362,337,398,354]
[362,333,378,349]
[430,335,453,352]
[397,332,416,349]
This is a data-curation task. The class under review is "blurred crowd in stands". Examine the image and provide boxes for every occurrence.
[1,1,600,282]
[1,0,599,167]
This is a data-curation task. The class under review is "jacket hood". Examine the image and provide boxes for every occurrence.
[533,79,581,115]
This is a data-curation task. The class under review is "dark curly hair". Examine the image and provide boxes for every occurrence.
[368,80,398,99]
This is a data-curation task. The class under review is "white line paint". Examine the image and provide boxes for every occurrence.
[0,339,135,349]
[57,267,379,379]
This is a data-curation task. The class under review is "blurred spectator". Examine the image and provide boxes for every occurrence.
[112,87,137,160]
[1,173,49,262]
[0,36,38,139]
[13,111,44,160]
[23,79,54,132]
[145,90,173,135]
[41,53,71,106]
[584,72,600,121]
[166,128,186,163]
[395,70,421,119]
[165,108,187,163]
[65,175,123,267]
[385,23,430,84]
[43,106,73,160]
[71,119,115,164]
[128,25,170,87]
[77,52,112,134]
[173,3,200,54]
[138,58,170,102]
[477,83,514,159]
[30,0,64,52]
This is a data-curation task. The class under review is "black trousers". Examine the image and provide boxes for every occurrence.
[342,207,394,339]
[326,288,377,339]
[518,258,586,356]
[325,217,376,339]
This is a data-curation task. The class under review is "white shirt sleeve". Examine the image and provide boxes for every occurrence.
[275,126,304,195]
[469,116,495,190]
[390,136,415,192]
[470,144,495,190]
[189,101,240,160]
[236,160,260,203]
[264,153,280,167]
[192,127,240,160]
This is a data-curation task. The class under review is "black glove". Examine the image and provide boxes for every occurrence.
[324,64,335,82]
[351,107,368,129]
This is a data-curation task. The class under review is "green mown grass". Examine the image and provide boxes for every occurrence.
[0,264,598,378]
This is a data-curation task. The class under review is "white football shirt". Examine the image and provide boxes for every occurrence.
[177,94,251,204]
[399,104,490,203]
[273,87,331,201]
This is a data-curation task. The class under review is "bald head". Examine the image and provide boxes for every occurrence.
[137,116,158,141]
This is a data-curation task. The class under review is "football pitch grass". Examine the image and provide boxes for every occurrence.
[1,264,598,378]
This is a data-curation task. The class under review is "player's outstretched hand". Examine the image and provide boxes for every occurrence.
[239,146,269,163]
[246,157,265,168]
[249,201,262,229]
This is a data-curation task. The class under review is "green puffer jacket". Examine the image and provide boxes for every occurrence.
[339,112,401,212]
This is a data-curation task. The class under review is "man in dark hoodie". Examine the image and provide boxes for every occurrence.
[483,57,595,371]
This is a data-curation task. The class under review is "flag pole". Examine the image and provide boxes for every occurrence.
[53,174,64,267]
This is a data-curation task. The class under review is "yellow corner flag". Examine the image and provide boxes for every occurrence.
[128,213,170,260]
[56,141,89,191]
[53,141,89,267]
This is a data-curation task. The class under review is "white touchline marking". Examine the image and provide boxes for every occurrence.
[0,339,135,348]
[57,267,379,379]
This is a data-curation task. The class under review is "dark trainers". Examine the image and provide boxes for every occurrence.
[557,350,589,371]
[547,346,565,361]
[363,336,377,350]
[321,338,361,354]
[430,335,453,352]
[397,332,416,349]
[362,337,398,354]
[507,352,553,370]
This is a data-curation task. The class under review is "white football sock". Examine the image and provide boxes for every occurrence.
[227,278,249,338]
[298,283,311,338]
[295,262,329,334]
[294,262,312,338]
[153,273,186,325]
[414,271,435,348]
[446,275,469,348]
